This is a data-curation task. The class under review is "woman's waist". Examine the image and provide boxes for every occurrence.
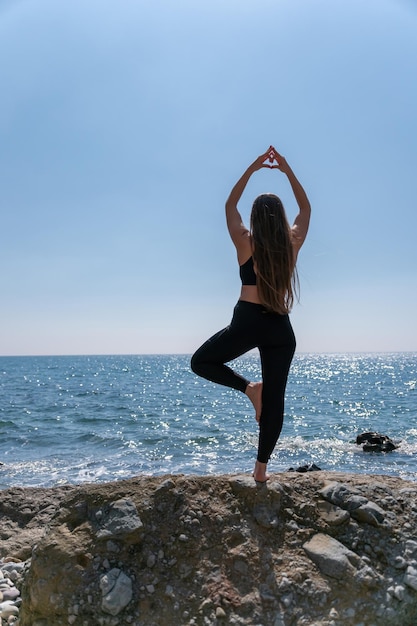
[239,285,262,305]
[237,288,290,318]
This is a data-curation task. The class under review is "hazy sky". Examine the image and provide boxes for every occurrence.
[1,0,416,356]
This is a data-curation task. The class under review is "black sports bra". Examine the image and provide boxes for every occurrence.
[239,256,257,285]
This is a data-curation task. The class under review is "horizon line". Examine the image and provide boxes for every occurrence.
[1,350,416,359]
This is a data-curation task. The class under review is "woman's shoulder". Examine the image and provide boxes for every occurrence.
[235,231,253,265]
[291,226,305,254]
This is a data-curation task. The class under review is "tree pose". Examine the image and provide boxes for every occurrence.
[191,146,311,483]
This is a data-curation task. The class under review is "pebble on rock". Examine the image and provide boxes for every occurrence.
[0,601,19,619]
[100,568,133,616]
[403,565,417,592]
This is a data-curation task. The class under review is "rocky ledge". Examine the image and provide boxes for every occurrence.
[0,471,417,626]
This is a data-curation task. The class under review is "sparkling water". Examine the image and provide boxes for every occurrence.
[0,353,416,487]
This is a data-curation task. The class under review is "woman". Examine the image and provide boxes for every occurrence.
[191,146,311,484]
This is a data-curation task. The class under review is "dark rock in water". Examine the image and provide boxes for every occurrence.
[356,432,384,445]
[288,463,322,473]
[363,441,397,453]
[356,431,398,453]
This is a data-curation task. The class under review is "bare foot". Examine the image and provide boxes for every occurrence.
[253,460,270,484]
[245,381,263,423]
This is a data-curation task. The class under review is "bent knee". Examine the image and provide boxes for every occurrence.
[190,352,202,375]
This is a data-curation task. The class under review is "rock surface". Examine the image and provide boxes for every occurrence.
[0,471,417,625]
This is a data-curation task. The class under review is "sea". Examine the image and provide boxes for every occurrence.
[0,353,416,489]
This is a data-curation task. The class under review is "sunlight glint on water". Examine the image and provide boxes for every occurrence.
[0,353,416,487]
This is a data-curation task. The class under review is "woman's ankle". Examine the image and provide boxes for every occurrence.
[253,460,269,483]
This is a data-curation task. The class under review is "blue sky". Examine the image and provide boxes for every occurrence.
[1,0,416,355]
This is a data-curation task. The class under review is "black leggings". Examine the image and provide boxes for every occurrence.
[190,300,296,463]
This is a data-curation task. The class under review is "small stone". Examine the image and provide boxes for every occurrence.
[318,502,350,526]
[106,541,120,553]
[351,501,385,526]
[303,533,358,579]
[147,554,156,568]
[394,585,405,601]
[2,564,24,574]
[1,588,19,602]
[405,540,417,557]
[165,585,174,598]
[233,560,248,575]
[216,606,226,618]
[259,585,275,603]
[155,478,175,492]
[200,598,213,610]
[286,520,299,531]
[0,602,19,619]
[96,498,143,541]
[100,569,133,616]
[404,565,417,591]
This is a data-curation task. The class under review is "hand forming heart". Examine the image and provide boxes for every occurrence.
[265,145,280,169]
[253,146,287,172]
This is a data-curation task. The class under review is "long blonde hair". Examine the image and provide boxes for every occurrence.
[250,193,299,314]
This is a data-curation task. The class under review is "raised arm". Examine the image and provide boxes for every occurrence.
[225,147,273,250]
[272,148,311,253]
